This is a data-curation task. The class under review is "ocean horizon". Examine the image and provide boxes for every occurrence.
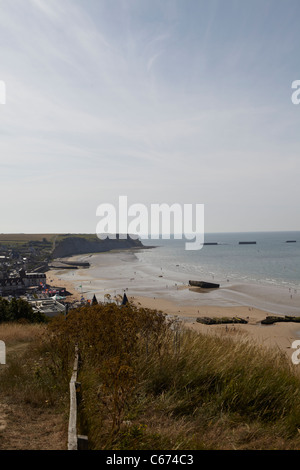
[138,230,300,291]
[52,230,300,317]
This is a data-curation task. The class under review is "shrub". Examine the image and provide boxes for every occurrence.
[8,301,300,450]
[0,296,47,323]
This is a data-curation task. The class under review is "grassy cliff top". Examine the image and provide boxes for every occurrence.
[0,233,100,244]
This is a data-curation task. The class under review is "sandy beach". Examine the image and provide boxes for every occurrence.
[46,249,300,360]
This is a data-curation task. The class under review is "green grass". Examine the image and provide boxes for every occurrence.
[0,233,98,245]
[0,234,57,243]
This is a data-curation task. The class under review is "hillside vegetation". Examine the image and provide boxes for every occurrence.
[1,302,300,450]
[0,233,144,260]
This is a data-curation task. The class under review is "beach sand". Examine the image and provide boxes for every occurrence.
[46,250,300,360]
[46,271,83,303]
[131,296,300,359]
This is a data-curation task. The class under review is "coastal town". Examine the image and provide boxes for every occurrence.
[0,238,76,317]
[0,233,141,318]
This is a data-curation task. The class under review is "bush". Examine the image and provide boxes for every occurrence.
[9,301,300,450]
[0,297,47,323]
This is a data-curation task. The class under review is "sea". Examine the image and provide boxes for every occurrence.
[136,231,300,291]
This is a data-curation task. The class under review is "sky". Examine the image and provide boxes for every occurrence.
[0,0,300,234]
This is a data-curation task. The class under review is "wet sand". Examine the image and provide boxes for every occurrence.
[46,250,300,358]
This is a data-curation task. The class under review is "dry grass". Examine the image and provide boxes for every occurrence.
[0,321,68,450]
[0,401,66,450]
[0,322,45,346]
[44,303,300,450]
[2,303,300,450]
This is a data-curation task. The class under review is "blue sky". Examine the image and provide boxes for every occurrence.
[0,0,300,233]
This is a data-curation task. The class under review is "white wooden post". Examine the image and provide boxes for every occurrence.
[0,340,6,365]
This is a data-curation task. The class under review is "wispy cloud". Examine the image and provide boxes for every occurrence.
[0,0,300,232]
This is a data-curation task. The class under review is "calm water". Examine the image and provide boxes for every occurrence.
[137,232,300,290]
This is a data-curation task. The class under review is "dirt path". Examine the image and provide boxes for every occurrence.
[0,342,67,450]
[0,396,66,450]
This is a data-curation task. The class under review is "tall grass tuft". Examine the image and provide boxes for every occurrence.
[2,303,300,449]
[40,302,300,449]
[138,330,300,432]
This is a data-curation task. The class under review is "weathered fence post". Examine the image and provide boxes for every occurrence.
[68,346,88,450]
[0,340,6,365]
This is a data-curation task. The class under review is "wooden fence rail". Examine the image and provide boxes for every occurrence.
[68,346,88,450]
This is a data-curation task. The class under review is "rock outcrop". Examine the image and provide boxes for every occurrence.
[52,235,144,258]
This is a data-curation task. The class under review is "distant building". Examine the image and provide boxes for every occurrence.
[19,269,46,287]
[0,269,46,296]
[29,298,66,317]
[0,277,26,296]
